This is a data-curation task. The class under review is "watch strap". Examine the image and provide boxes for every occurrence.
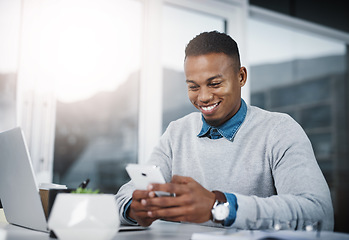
[211,190,228,224]
[212,190,227,203]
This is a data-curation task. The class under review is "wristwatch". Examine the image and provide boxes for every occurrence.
[211,190,230,224]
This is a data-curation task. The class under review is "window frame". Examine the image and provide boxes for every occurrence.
[249,6,349,44]
[15,0,248,181]
[138,0,248,163]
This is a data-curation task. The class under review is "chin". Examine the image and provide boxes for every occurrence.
[204,117,221,127]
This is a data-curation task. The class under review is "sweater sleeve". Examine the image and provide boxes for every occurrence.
[115,122,174,225]
[233,115,334,230]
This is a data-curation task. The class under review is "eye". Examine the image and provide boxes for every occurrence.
[208,82,221,88]
[188,85,199,91]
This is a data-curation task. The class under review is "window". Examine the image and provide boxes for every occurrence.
[15,0,142,193]
[160,0,247,132]
[139,0,246,163]
[0,0,20,132]
[248,16,348,231]
[0,0,21,209]
[161,4,226,131]
[50,0,143,193]
[12,0,247,192]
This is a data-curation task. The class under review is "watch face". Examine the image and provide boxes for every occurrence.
[214,204,229,220]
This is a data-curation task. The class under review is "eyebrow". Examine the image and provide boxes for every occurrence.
[207,74,223,82]
[186,74,223,84]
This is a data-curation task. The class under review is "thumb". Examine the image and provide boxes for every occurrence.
[171,175,194,184]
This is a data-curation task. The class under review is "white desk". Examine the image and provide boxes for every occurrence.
[1,218,349,240]
[0,220,218,240]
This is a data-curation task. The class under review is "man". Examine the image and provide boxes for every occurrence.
[115,31,334,230]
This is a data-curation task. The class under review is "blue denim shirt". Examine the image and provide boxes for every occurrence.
[198,99,247,226]
[198,98,247,141]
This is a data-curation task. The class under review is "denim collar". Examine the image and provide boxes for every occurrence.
[198,99,247,141]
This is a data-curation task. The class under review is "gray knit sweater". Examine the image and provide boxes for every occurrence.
[115,104,334,230]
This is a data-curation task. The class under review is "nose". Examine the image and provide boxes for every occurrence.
[198,87,213,103]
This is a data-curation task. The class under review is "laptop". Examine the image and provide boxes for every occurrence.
[0,127,147,233]
[0,127,48,232]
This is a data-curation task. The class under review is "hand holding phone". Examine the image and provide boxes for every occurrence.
[125,164,173,197]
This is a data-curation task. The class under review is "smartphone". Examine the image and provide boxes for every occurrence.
[125,164,172,197]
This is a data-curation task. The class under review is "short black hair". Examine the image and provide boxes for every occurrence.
[185,31,241,70]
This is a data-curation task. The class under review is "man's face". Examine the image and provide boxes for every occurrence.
[184,52,246,127]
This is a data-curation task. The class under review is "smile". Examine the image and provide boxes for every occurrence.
[200,102,220,113]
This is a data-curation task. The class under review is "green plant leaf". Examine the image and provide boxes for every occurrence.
[71,187,100,194]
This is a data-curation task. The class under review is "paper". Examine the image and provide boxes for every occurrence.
[38,183,67,190]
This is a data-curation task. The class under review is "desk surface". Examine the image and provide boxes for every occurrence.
[0,220,218,240]
[1,219,349,240]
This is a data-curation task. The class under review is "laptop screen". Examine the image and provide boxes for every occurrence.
[0,127,48,232]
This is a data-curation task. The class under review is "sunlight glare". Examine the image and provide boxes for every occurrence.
[36,0,141,102]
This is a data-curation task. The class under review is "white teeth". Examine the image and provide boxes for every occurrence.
[201,103,218,111]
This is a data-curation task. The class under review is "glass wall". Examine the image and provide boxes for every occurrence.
[0,0,22,209]
[0,0,21,132]
[51,0,142,193]
[1,0,246,194]
[161,4,226,131]
[247,18,348,231]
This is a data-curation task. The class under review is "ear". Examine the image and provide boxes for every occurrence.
[239,67,247,87]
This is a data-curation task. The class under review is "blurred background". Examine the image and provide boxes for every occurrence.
[0,0,348,232]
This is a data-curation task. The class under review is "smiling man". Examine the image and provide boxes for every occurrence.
[115,31,334,230]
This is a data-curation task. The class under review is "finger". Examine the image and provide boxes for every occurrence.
[171,175,194,184]
[129,202,161,226]
[129,209,158,227]
[135,217,157,227]
[131,199,162,212]
[141,194,185,208]
[148,182,189,196]
[128,203,150,222]
[132,190,151,201]
[148,204,212,224]
[147,206,192,222]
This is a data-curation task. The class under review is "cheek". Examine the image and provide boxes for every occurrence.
[218,83,239,97]
[212,87,230,97]
[187,92,196,101]
[188,92,200,109]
